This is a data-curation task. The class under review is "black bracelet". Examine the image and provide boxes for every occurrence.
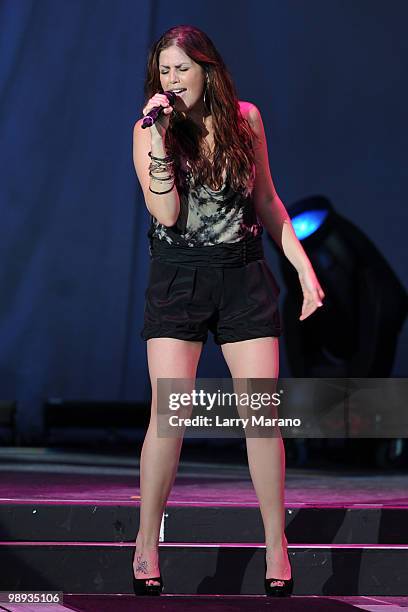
[150,160,174,167]
[149,174,174,181]
[149,183,175,195]
[148,151,174,163]
[149,167,174,176]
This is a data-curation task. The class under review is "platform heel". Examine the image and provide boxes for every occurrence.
[132,550,164,596]
[132,574,164,596]
[264,550,294,597]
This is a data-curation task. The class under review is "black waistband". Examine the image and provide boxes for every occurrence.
[149,235,264,268]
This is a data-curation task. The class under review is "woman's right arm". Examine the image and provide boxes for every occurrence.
[132,98,180,227]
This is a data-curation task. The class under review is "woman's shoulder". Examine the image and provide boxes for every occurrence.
[238,100,261,125]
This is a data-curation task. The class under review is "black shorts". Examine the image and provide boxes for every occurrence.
[140,237,282,345]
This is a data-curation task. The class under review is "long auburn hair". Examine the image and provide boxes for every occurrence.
[143,25,259,195]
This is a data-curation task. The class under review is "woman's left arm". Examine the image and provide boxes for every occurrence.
[246,103,325,321]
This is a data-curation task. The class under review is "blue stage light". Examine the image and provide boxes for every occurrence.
[291,209,329,240]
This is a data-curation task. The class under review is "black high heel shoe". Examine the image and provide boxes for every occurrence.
[264,549,294,597]
[133,575,163,596]
[132,551,164,596]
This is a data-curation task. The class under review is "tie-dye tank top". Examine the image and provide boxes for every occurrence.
[147,157,263,247]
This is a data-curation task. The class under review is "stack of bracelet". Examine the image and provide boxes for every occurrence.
[148,151,175,195]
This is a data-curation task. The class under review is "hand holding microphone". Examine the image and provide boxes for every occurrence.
[141,91,176,139]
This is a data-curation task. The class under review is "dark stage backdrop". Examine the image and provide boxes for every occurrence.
[0,0,407,441]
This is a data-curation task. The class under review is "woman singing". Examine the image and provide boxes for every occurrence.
[132,24,324,597]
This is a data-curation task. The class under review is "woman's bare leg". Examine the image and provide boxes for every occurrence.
[134,337,203,585]
[221,337,291,584]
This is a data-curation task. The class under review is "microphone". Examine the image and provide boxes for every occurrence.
[141,91,177,129]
